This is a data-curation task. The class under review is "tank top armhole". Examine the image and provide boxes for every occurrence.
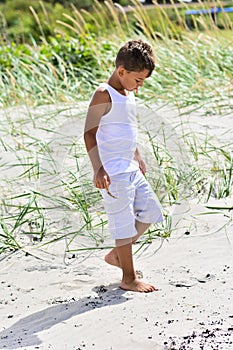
[95,84,112,116]
[97,84,114,117]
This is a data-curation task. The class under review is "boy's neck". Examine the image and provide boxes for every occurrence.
[107,70,128,96]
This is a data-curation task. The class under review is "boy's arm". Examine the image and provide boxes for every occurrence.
[84,89,111,189]
[134,147,146,175]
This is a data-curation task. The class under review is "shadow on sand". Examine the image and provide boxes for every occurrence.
[0,283,130,349]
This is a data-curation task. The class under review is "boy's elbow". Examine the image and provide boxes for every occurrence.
[84,127,97,139]
[84,131,89,145]
[84,130,95,148]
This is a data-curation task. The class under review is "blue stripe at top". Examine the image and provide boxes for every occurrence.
[185,7,233,16]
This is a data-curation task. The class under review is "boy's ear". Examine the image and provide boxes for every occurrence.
[117,66,125,77]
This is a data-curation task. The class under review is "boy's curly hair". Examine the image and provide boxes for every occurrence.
[116,40,155,77]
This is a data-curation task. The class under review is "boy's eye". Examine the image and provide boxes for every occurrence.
[136,79,140,83]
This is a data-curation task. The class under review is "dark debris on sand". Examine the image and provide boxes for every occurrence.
[164,326,233,350]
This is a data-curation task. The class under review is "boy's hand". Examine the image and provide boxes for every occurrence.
[134,148,146,175]
[94,166,111,189]
[138,159,146,175]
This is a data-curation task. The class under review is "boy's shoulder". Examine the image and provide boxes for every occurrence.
[91,86,111,106]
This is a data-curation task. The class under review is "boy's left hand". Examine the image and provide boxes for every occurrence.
[138,159,146,175]
[134,148,146,175]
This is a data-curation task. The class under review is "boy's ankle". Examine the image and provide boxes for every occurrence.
[122,273,137,283]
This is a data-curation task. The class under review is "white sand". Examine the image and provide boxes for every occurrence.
[0,102,233,349]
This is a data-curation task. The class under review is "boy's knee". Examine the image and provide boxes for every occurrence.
[115,237,134,248]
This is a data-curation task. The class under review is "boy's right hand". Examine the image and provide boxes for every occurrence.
[94,166,111,190]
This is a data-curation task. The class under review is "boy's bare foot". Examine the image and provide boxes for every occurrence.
[104,251,143,278]
[104,250,121,268]
[120,278,158,293]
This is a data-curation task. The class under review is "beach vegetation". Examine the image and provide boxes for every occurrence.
[0,0,232,255]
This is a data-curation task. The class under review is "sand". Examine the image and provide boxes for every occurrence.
[0,102,233,349]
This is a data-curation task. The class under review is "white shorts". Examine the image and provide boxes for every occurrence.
[101,170,163,240]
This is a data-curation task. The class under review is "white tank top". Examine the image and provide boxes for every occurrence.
[96,83,139,177]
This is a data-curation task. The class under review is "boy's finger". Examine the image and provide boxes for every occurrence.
[103,176,117,198]
[103,175,110,189]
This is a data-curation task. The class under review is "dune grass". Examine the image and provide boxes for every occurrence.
[0,0,233,255]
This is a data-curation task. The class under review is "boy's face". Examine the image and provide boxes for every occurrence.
[117,67,150,93]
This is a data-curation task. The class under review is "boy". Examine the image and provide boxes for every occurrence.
[84,40,163,293]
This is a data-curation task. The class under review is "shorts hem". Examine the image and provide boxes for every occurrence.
[111,230,137,241]
[135,214,164,225]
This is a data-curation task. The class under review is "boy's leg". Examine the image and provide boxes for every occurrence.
[133,221,151,242]
[116,238,157,292]
[104,221,150,268]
